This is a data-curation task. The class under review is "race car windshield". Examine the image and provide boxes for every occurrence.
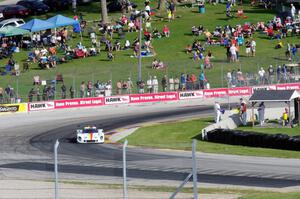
[83,129,97,133]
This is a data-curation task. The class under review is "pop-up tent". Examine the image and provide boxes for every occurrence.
[0,26,29,36]
[20,19,55,32]
[249,90,300,126]
[46,14,82,41]
[46,14,79,27]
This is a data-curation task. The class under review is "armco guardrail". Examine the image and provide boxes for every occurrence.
[11,82,300,113]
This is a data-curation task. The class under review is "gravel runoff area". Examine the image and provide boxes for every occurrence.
[0,179,240,199]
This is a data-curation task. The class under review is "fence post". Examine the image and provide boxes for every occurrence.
[123,139,128,199]
[54,139,60,199]
[192,139,198,199]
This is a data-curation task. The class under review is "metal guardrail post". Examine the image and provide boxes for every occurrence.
[192,139,198,199]
[123,139,128,199]
[54,139,60,199]
[170,140,199,199]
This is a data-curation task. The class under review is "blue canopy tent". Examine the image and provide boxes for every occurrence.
[46,14,81,41]
[20,19,55,32]
[46,14,78,27]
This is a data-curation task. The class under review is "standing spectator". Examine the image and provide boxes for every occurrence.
[286,42,291,61]
[161,75,168,92]
[240,98,247,126]
[258,67,266,85]
[127,77,133,94]
[180,73,186,91]
[227,71,232,87]
[267,65,275,84]
[145,0,151,16]
[231,69,237,86]
[80,81,85,98]
[276,65,282,83]
[167,9,172,22]
[245,40,251,57]
[152,76,159,93]
[169,77,174,91]
[137,80,145,94]
[36,87,40,101]
[174,76,180,91]
[122,80,128,94]
[282,108,289,126]
[147,76,153,93]
[9,88,15,103]
[61,84,66,99]
[199,70,205,89]
[258,102,265,126]
[0,87,3,103]
[214,101,221,123]
[282,64,288,83]
[87,81,93,97]
[229,44,237,62]
[168,1,176,20]
[190,73,197,90]
[116,80,122,95]
[251,39,256,57]
[291,4,296,19]
[291,45,298,62]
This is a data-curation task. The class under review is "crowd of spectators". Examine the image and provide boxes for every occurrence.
[226,64,298,87]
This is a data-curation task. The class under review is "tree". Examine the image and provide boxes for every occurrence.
[158,0,166,10]
[101,0,108,24]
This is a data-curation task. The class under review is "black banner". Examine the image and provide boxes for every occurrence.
[0,105,19,113]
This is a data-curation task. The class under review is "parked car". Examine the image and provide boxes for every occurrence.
[17,0,50,14]
[1,5,30,19]
[43,0,69,11]
[0,18,25,29]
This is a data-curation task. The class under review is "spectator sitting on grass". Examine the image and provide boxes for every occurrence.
[152,28,162,39]
[124,40,131,50]
[107,51,114,61]
[185,44,192,54]
[162,25,170,37]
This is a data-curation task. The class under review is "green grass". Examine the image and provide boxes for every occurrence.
[123,118,300,158]
[0,1,298,100]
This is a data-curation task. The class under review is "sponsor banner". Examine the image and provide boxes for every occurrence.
[54,97,104,109]
[179,90,203,100]
[276,83,300,90]
[203,88,228,98]
[28,102,54,111]
[129,92,178,103]
[228,87,252,96]
[0,103,27,113]
[252,85,276,91]
[105,95,130,105]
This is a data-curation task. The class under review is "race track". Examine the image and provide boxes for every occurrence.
[1,101,300,189]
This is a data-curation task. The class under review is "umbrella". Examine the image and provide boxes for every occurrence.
[0,26,29,37]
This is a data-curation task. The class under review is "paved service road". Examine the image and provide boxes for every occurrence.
[0,100,300,189]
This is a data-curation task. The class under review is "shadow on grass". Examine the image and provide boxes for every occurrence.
[217,17,234,21]
[273,57,287,61]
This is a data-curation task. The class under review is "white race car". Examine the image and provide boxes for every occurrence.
[76,126,105,144]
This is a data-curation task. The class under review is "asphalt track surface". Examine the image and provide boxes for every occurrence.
[1,103,300,189]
